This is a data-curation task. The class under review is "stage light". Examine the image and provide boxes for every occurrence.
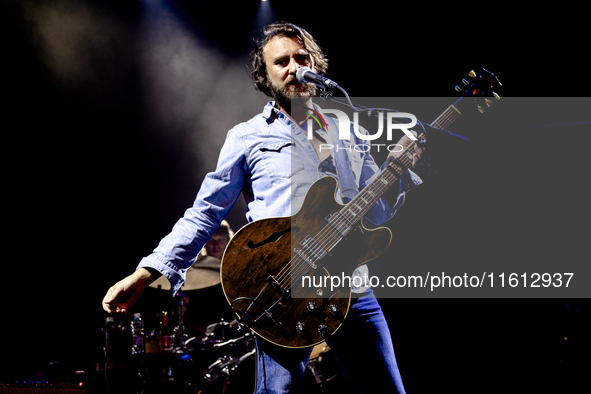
[253,0,277,34]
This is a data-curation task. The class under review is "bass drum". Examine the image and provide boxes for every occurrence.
[202,349,256,394]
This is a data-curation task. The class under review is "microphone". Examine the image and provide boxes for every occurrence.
[296,67,340,89]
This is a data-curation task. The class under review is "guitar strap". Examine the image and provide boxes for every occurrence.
[322,115,358,203]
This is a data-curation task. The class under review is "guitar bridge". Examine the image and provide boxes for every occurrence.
[293,235,328,270]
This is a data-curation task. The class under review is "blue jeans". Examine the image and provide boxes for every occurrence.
[254,290,406,394]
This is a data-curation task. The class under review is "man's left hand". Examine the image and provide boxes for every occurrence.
[385,135,425,168]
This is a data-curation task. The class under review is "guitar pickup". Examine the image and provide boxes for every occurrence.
[267,276,290,298]
[293,235,327,270]
[326,211,353,237]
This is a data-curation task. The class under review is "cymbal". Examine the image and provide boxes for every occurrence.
[149,256,221,291]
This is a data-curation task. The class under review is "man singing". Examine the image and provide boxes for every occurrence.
[103,22,423,393]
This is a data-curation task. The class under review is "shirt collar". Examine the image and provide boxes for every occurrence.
[262,100,328,137]
[262,101,291,127]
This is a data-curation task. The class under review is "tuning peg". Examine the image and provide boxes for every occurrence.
[455,85,461,92]
[478,105,485,114]
[493,92,500,100]
[469,70,477,78]
[462,78,469,85]
[485,98,492,107]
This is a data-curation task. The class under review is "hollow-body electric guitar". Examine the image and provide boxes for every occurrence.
[221,69,501,348]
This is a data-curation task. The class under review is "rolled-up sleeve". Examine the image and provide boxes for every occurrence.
[138,129,247,295]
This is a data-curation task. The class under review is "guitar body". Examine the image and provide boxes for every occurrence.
[221,176,392,348]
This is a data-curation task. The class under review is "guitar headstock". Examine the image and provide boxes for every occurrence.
[455,68,501,113]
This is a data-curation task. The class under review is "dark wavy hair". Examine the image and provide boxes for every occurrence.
[250,22,329,97]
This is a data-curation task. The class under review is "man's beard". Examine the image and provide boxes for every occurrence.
[268,78,316,113]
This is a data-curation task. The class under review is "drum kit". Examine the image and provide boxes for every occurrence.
[103,256,347,394]
[123,256,254,393]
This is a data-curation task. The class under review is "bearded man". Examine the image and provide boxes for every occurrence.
[103,22,423,393]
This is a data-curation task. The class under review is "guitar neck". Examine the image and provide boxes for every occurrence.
[337,135,423,227]
[336,99,464,228]
[431,98,463,130]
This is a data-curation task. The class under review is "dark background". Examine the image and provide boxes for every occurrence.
[2,0,589,393]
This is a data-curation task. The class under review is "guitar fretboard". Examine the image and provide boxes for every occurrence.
[337,135,424,230]
[431,103,462,130]
[317,99,465,253]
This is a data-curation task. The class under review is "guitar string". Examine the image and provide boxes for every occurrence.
[275,146,416,300]
[278,161,406,294]
[294,105,460,278]
[245,141,418,323]
[436,105,458,127]
[434,108,455,129]
[432,106,460,130]
[245,105,462,324]
[275,140,418,292]
[273,115,423,287]
[243,104,467,326]
[240,116,428,322]
[277,140,418,288]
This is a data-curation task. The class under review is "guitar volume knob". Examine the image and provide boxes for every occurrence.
[318,325,329,337]
[307,301,318,312]
[328,304,340,316]
[295,322,306,334]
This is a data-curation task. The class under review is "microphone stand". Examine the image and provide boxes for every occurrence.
[174,292,187,353]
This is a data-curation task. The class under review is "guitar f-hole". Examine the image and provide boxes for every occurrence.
[247,227,297,249]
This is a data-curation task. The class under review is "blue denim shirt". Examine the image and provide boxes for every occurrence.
[138,101,422,295]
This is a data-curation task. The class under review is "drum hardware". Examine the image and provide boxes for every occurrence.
[148,256,222,291]
[102,313,341,393]
[212,332,254,350]
[108,253,262,392]
[202,349,257,393]
[173,291,187,353]
[204,319,232,343]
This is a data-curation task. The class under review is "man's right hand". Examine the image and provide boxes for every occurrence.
[102,267,159,314]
